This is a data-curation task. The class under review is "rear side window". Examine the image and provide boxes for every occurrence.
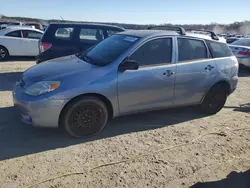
[178,38,207,62]
[5,30,22,38]
[206,40,233,58]
[55,27,74,39]
[130,38,172,66]
[22,30,43,39]
[79,28,104,41]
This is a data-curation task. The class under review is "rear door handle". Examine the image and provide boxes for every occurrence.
[205,65,214,71]
[163,70,175,76]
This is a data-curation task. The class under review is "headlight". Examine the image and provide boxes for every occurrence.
[25,81,61,96]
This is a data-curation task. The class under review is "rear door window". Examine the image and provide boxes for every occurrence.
[177,38,208,62]
[22,30,43,39]
[55,27,74,39]
[5,30,22,38]
[79,28,104,41]
[206,40,233,58]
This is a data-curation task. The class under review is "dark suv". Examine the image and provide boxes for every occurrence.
[36,23,125,63]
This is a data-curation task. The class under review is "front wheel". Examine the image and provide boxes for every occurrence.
[201,84,227,114]
[61,97,109,138]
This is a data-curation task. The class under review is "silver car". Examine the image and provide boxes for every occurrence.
[13,27,239,137]
[229,38,250,68]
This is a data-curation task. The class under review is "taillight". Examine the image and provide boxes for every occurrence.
[40,42,52,53]
[238,50,250,56]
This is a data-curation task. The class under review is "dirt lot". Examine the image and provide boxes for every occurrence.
[0,58,250,188]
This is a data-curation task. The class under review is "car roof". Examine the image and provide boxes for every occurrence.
[0,27,44,35]
[48,23,125,30]
[118,29,226,43]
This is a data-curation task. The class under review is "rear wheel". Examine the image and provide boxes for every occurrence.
[201,84,227,114]
[61,96,108,138]
[0,46,9,61]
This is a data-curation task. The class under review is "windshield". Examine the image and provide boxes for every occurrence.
[76,34,140,66]
[231,38,250,47]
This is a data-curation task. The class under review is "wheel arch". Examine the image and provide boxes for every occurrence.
[201,80,231,103]
[59,93,114,127]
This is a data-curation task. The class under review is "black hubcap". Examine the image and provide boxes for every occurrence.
[72,106,101,129]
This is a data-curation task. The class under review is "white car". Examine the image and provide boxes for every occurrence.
[0,27,44,60]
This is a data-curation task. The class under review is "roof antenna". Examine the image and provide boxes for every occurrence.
[60,16,64,21]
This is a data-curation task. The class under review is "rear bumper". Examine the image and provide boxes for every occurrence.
[237,58,250,67]
[13,85,68,128]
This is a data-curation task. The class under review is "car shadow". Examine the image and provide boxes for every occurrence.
[238,68,250,77]
[0,72,23,91]
[224,103,250,113]
[0,105,206,160]
[190,169,250,188]
[0,56,35,63]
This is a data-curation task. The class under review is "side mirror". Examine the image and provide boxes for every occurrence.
[118,60,139,72]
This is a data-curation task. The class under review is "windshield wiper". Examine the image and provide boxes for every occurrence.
[75,53,91,62]
[83,55,94,63]
[75,53,103,66]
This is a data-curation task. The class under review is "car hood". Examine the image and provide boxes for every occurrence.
[23,55,94,84]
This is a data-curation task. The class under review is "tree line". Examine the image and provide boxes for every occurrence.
[1,16,250,34]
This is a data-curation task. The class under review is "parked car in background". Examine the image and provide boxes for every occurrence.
[0,21,25,30]
[229,38,250,68]
[227,37,240,44]
[42,24,48,31]
[13,27,238,137]
[217,34,227,39]
[227,34,236,38]
[0,27,44,60]
[0,21,8,25]
[235,35,244,38]
[36,23,125,63]
[25,23,43,30]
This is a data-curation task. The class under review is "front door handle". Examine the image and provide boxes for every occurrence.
[205,65,214,71]
[163,70,174,76]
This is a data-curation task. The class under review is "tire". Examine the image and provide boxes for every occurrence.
[201,84,227,114]
[0,46,9,61]
[61,96,109,138]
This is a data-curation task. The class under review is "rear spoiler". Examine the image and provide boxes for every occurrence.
[186,29,219,40]
[147,25,186,35]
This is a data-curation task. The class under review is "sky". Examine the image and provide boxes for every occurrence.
[0,0,249,25]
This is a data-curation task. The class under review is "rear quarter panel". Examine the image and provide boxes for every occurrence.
[214,56,239,91]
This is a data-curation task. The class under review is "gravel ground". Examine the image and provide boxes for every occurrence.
[0,58,250,188]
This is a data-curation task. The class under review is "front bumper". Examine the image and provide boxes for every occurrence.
[12,85,68,128]
[237,58,250,68]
